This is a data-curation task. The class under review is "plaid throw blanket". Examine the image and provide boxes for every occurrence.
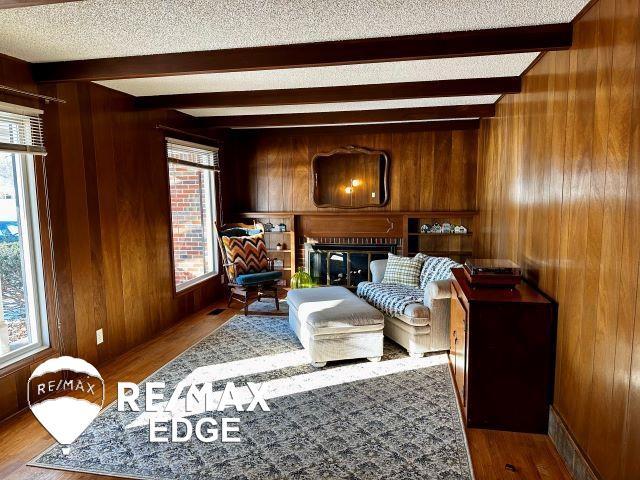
[419,256,460,288]
[357,282,424,317]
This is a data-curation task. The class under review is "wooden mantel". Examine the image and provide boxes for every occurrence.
[235,210,478,239]
[236,211,478,217]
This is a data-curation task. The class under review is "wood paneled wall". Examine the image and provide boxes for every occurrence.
[0,54,59,424]
[0,56,222,422]
[224,128,478,214]
[40,82,222,364]
[475,0,640,477]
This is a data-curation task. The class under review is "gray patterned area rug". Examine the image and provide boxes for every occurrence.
[31,300,473,480]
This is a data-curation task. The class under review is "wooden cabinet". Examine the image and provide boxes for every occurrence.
[450,290,467,403]
[448,268,555,433]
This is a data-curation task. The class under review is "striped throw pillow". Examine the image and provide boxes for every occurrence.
[382,253,424,287]
[221,233,270,278]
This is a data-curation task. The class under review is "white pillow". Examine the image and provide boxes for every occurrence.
[382,253,423,287]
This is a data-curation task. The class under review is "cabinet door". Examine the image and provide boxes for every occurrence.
[449,287,457,363]
[450,292,467,404]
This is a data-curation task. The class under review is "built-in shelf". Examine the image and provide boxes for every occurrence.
[405,212,475,258]
[231,212,296,287]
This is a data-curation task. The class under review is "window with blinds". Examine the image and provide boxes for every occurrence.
[166,138,219,291]
[166,138,219,170]
[0,102,48,368]
[0,102,46,156]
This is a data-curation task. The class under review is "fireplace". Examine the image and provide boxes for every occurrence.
[304,242,396,288]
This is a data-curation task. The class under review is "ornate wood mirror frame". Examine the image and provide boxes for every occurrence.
[311,145,390,209]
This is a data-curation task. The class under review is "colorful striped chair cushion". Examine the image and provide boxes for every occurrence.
[221,233,270,278]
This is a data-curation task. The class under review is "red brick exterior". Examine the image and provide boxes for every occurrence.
[169,163,214,287]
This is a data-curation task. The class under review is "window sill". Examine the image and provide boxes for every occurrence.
[0,345,57,378]
[174,272,220,297]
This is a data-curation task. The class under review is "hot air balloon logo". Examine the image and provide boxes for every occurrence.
[28,356,104,454]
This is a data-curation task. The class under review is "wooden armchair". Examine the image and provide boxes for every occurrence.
[215,222,282,315]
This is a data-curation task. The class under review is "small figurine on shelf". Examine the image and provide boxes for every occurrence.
[454,225,468,234]
[431,223,442,234]
[278,223,287,232]
[273,259,284,270]
[420,224,430,233]
[276,242,283,251]
[264,222,274,232]
[442,222,452,234]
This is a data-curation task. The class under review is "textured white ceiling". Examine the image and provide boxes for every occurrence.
[0,0,590,63]
[180,95,500,117]
[97,54,537,96]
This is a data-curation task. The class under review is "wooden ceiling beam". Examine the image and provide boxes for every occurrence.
[199,104,495,128]
[32,24,572,82]
[228,119,481,136]
[136,76,520,109]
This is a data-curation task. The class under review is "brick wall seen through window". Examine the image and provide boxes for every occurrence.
[167,141,217,290]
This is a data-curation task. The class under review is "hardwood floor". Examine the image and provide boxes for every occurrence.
[0,297,571,480]
[467,429,571,480]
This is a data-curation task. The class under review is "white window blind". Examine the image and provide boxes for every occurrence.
[0,102,46,156]
[166,138,219,170]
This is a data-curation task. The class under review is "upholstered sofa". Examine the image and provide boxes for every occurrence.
[356,256,459,357]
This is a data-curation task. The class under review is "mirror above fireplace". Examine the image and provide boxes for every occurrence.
[312,146,389,208]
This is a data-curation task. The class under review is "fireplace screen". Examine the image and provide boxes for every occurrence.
[305,243,397,288]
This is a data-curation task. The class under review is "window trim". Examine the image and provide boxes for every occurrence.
[165,139,219,295]
[0,152,49,370]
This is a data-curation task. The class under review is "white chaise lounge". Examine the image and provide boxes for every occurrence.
[287,286,384,367]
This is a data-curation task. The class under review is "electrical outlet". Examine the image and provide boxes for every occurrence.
[371,192,376,198]
[96,328,104,345]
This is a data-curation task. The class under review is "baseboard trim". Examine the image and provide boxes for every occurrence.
[548,406,600,480]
